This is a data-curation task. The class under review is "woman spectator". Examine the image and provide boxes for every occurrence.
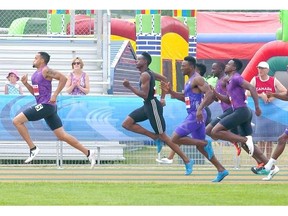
[66,57,90,95]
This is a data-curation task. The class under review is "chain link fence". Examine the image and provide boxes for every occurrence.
[0,10,100,37]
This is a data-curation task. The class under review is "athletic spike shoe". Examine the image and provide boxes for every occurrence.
[24,146,40,163]
[184,159,194,175]
[262,166,280,181]
[88,150,96,169]
[251,163,269,175]
[156,157,173,164]
[212,170,229,182]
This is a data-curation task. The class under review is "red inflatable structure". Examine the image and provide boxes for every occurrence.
[196,12,280,60]
[161,16,189,42]
[111,18,136,41]
[67,15,136,41]
[241,40,288,82]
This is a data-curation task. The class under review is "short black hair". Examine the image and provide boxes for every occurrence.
[184,56,196,68]
[141,52,152,66]
[232,58,243,71]
[196,63,206,76]
[38,51,50,64]
[216,62,225,71]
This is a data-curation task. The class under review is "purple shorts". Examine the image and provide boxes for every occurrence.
[174,111,206,139]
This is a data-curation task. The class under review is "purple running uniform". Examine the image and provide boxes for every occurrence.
[215,76,231,112]
[219,72,253,135]
[226,73,247,110]
[31,67,54,106]
[174,73,207,139]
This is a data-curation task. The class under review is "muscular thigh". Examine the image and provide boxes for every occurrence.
[23,104,63,131]
[144,99,166,134]
[210,107,233,127]
[220,107,251,131]
[238,109,253,136]
[23,104,55,121]
[175,112,206,139]
[128,105,148,123]
[45,112,63,131]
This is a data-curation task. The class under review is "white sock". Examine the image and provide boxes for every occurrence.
[264,158,276,171]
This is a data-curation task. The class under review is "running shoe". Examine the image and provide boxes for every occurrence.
[24,146,40,163]
[88,150,96,169]
[212,170,229,182]
[251,163,269,175]
[262,166,280,181]
[155,139,163,153]
[245,135,254,156]
[156,157,173,164]
[204,140,214,160]
[232,142,241,156]
[185,159,194,175]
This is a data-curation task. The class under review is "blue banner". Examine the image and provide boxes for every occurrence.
[0,95,286,142]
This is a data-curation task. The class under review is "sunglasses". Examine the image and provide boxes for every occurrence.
[257,67,267,69]
[72,62,81,65]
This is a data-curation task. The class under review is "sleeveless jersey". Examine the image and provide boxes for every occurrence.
[255,76,276,94]
[139,69,156,101]
[31,67,53,105]
[184,73,204,114]
[69,72,86,95]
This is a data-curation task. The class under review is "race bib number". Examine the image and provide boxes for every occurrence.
[185,97,190,108]
[32,84,39,96]
[35,104,43,111]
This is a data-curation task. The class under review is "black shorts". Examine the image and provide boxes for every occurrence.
[205,106,212,126]
[210,107,233,127]
[23,103,63,131]
[210,107,239,135]
[219,106,252,136]
[128,98,166,134]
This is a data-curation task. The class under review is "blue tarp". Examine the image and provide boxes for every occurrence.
[0,95,286,142]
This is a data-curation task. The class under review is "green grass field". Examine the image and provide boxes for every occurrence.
[1,182,288,206]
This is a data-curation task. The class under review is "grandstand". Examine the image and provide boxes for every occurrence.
[0,37,106,95]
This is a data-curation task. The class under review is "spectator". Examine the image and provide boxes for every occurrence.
[246,61,287,167]
[196,62,220,88]
[66,57,90,95]
[5,70,23,95]
[205,63,219,88]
